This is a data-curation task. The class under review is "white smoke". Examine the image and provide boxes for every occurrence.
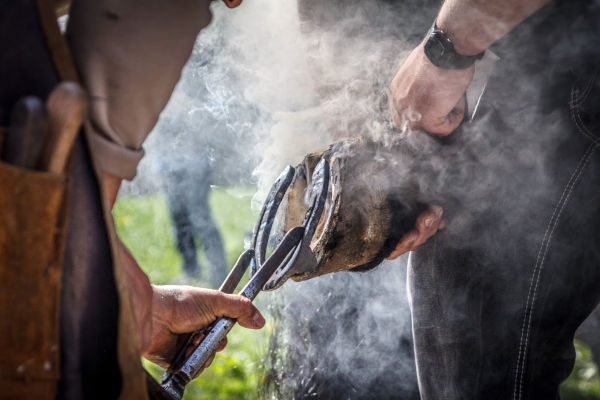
[117,0,600,397]
[119,0,440,396]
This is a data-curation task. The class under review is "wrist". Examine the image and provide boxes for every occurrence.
[423,21,484,70]
[436,7,493,56]
[434,0,551,56]
[435,22,487,57]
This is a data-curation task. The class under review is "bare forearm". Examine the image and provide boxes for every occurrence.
[436,0,551,55]
[102,172,154,349]
[102,172,121,208]
[120,240,154,351]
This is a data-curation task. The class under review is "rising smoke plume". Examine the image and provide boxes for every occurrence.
[121,0,434,396]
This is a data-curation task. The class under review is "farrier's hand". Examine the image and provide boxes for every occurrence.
[386,205,446,260]
[386,41,472,259]
[143,285,265,371]
[390,42,474,136]
[388,46,453,258]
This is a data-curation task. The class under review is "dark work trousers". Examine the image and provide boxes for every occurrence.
[408,67,600,399]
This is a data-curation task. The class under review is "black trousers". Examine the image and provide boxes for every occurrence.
[409,70,600,399]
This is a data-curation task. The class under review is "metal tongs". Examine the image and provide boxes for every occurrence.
[158,159,330,399]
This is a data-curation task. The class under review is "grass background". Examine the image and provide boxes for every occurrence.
[113,189,600,399]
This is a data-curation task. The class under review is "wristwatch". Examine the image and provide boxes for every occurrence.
[423,21,484,69]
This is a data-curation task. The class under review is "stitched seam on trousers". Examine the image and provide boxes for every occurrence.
[570,74,600,146]
[571,74,596,105]
[513,144,596,400]
[511,153,580,400]
[570,72,598,105]
[572,102,600,146]
[518,148,594,400]
[514,145,595,400]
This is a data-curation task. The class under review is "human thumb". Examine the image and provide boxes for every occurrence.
[213,293,265,329]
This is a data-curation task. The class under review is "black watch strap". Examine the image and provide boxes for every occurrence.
[423,22,484,70]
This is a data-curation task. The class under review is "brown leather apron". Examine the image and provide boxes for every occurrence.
[0,160,68,398]
[0,1,146,399]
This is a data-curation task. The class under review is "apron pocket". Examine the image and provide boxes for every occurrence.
[0,161,68,399]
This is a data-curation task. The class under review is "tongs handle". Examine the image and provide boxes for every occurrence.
[160,227,304,400]
[164,249,255,375]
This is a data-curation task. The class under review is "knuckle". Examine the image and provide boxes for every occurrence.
[430,205,444,217]
[232,296,253,316]
[416,213,432,228]
[239,296,252,309]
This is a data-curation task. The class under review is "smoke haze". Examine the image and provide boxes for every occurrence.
[118,0,435,396]
[121,0,600,398]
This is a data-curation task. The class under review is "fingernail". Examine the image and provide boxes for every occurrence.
[253,312,265,328]
[424,217,434,228]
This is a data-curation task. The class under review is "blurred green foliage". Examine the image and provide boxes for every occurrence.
[142,324,270,400]
[114,187,266,399]
[113,187,258,286]
[562,341,600,400]
[113,189,600,400]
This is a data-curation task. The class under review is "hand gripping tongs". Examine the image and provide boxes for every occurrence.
[158,159,329,400]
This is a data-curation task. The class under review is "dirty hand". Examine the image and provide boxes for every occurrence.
[390,42,474,136]
[386,41,472,258]
[142,285,265,371]
[386,205,445,260]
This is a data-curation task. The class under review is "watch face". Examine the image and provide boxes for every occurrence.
[424,31,450,66]
[424,28,483,69]
[427,32,446,55]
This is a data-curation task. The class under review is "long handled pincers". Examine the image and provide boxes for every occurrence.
[157,160,329,400]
